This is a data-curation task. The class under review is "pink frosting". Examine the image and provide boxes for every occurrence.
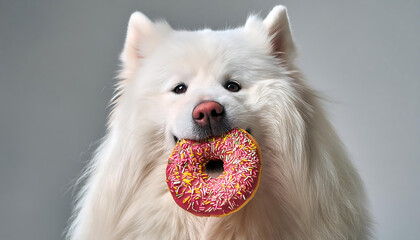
[166,129,262,217]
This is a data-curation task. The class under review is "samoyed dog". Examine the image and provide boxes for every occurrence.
[67,5,370,240]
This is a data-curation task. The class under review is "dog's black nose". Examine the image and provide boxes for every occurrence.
[192,101,224,127]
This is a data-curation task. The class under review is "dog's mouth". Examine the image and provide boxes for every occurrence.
[173,128,252,144]
[204,159,224,178]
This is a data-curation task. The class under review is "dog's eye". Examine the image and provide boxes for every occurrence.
[224,81,241,92]
[173,83,187,94]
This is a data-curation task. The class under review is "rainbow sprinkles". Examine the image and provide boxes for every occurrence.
[166,128,262,217]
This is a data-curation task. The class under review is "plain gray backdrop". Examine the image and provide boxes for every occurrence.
[1,0,419,239]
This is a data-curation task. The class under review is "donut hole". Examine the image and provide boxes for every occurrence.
[204,159,224,178]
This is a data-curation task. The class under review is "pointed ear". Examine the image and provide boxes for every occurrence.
[263,5,297,61]
[121,12,154,63]
[119,12,155,78]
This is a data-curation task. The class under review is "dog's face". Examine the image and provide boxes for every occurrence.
[153,30,269,142]
[116,7,298,151]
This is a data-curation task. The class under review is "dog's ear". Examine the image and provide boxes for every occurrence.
[121,12,153,66]
[263,5,297,62]
[119,12,169,79]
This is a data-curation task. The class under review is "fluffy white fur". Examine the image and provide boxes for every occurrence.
[67,6,371,240]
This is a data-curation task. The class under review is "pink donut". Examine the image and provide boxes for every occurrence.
[166,128,262,217]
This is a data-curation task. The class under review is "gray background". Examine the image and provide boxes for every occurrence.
[1,0,419,239]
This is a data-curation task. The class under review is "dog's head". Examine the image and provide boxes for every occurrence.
[114,6,306,155]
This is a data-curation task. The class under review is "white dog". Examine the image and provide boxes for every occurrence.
[67,5,371,240]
